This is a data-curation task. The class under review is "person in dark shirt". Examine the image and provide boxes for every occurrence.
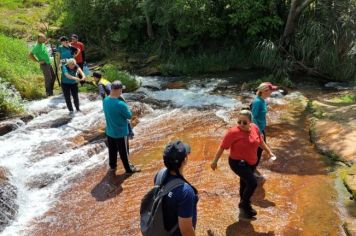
[57,36,79,62]
[155,140,198,236]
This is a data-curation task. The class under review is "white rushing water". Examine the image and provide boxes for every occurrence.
[0,77,246,235]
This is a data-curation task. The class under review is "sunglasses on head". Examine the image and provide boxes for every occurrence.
[238,120,248,125]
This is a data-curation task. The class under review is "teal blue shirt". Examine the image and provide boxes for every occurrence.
[103,97,132,138]
[57,45,77,60]
[61,65,78,84]
[251,96,267,133]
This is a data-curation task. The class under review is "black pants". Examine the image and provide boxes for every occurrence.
[62,83,79,111]
[107,136,131,172]
[254,130,266,168]
[229,158,257,208]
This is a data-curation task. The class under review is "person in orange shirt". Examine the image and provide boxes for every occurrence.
[70,34,85,70]
[211,109,275,220]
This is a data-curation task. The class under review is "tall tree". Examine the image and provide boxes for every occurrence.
[282,0,315,46]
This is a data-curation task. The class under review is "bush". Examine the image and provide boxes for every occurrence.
[0,78,24,118]
[102,65,140,92]
[0,34,45,99]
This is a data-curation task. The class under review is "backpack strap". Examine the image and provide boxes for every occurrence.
[160,178,185,197]
[154,168,168,186]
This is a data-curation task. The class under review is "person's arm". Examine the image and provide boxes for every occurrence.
[259,140,274,159]
[29,51,46,64]
[251,100,263,131]
[81,44,86,62]
[178,217,195,236]
[98,84,106,99]
[64,72,81,81]
[177,187,196,236]
[211,147,224,170]
[211,130,233,170]
[119,102,132,119]
[76,66,86,80]
[71,46,80,58]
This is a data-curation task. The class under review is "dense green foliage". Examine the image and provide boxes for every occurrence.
[0,34,44,99]
[51,0,355,81]
[102,65,140,92]
[256,0,355,81]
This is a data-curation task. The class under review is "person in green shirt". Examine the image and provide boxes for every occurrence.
[29,33,55,96]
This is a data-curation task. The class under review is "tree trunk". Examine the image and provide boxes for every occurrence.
[145,13,154,39]
[281,0,315,46]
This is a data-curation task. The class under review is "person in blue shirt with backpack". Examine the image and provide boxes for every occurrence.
[251,82,277,178]
[140,141,198,236]
[103,80,140,174]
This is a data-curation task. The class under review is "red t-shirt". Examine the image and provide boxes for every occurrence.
[220,124,262,165]
[71,42,84,63]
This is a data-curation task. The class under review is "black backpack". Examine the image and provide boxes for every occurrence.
[140,168,185,236]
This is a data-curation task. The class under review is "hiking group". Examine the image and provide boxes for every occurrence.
[29,33,278,236]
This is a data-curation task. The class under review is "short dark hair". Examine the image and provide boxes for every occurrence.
[93,72,102,79]
[59,36,68,42]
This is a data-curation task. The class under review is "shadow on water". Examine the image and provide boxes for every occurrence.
[226,220,275,236]
[91,170,131,201]
[252,179,276,208]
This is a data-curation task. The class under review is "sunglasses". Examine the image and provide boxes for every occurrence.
[238,120,248,125]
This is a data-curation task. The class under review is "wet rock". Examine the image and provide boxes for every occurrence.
[162,81,187,90]
[325,82,356,90]
[0,118,25,136]
[0,167,18,233]
[141,85,161,91]
[124,92,146,102]
[27,173,62,189]
[343,220,356,236]
[137,66,161,76]
[142,97,170,109]
[29,116,72,129]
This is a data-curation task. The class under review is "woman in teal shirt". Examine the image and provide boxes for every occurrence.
[251,82,277,176]
[61,58,85,114]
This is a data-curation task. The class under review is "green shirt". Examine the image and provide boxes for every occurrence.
[31,43,51,64]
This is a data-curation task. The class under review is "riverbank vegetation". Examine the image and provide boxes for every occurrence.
[51,0,355,81]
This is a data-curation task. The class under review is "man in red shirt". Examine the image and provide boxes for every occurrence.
[211,109,274,220]
[70,34,85,69]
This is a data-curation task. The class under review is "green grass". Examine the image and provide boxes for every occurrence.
[102,64,140,92]
[331,94,356,104]
[0,0,50,39]
[0,34,44,100]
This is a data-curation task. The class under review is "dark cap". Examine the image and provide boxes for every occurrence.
[59,36,68,42]
[92,72,102,79]
[111,80,126,90]
[71,34,78,39]
[163,141,191,166]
